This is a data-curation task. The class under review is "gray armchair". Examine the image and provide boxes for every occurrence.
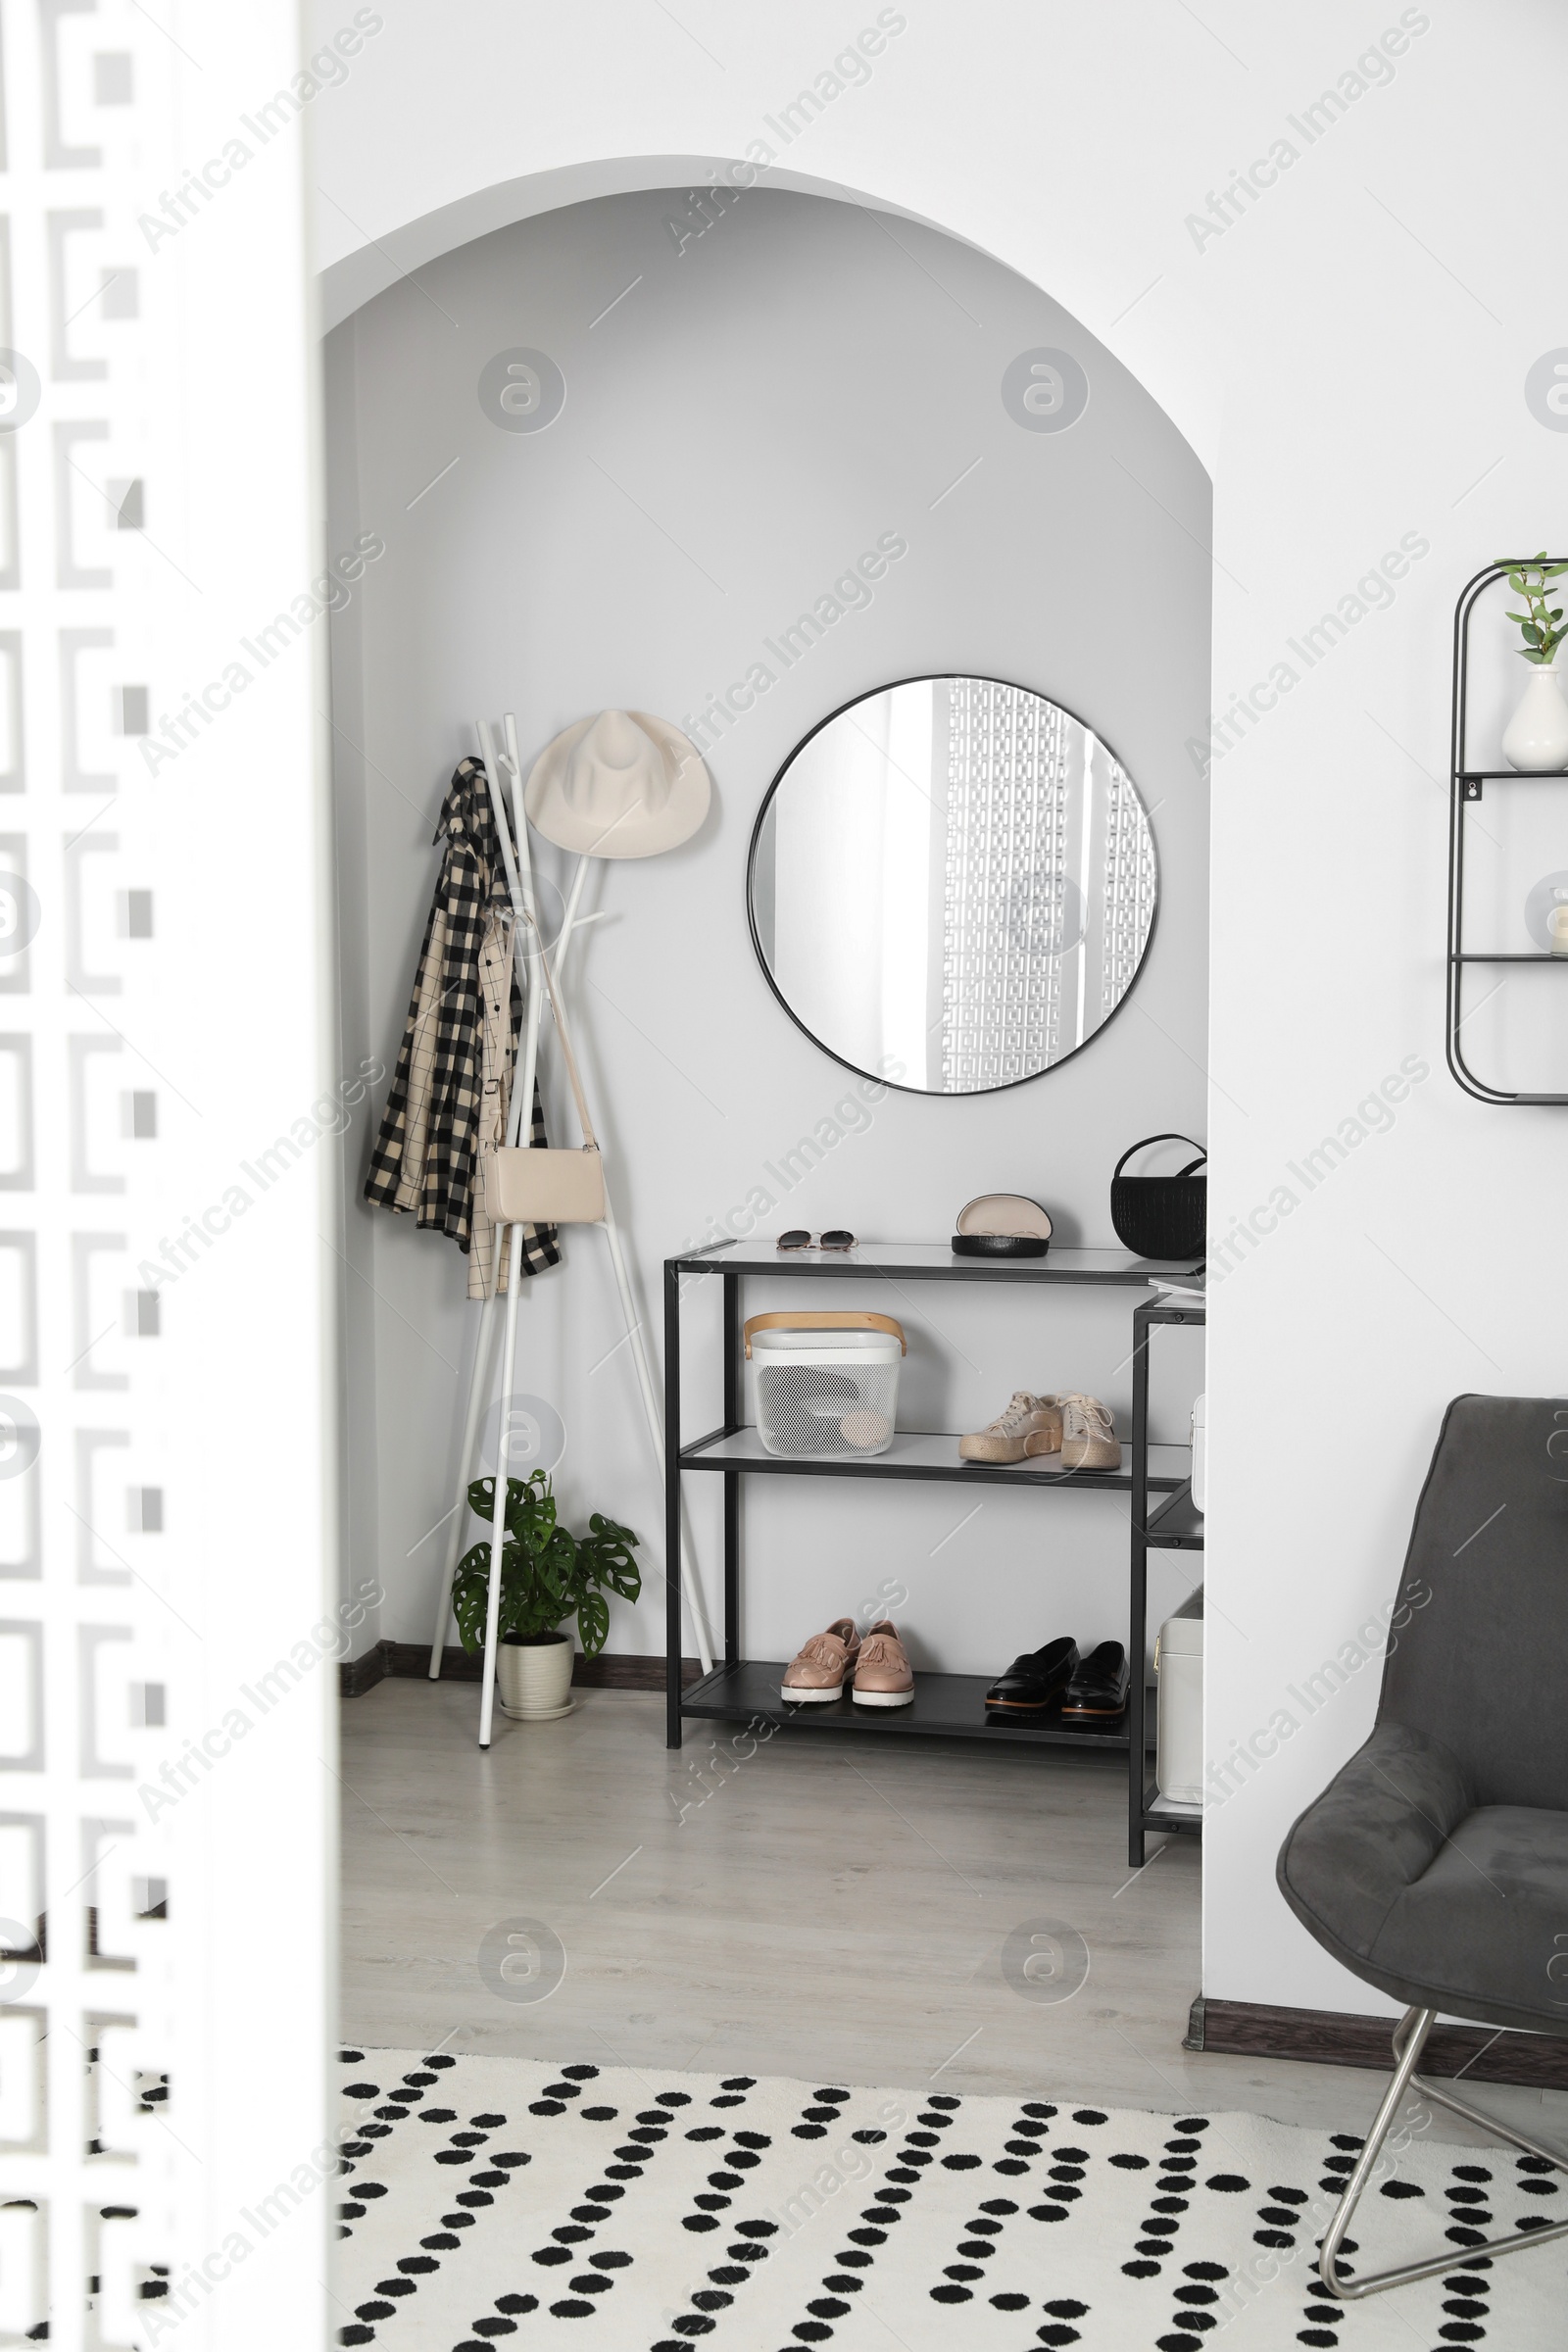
[1278,1393,1568,2299]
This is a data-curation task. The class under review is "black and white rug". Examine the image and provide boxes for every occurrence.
[334,2047,1564,2349]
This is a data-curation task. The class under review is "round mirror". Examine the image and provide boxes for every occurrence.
[748,675,1158,1095]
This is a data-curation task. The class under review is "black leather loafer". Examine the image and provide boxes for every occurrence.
[984,1636,1079,1721]
[1060,1640,1129,1726]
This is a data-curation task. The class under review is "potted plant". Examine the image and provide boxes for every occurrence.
[450,1469,641,1720]
[1499,551,1568,772]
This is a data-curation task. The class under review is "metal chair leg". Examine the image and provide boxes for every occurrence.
[1321,2004,1568,2298]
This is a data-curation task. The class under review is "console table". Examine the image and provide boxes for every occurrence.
[662,1242,1204,1822]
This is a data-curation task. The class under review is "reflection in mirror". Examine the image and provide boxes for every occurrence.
[750,676,1157,1095]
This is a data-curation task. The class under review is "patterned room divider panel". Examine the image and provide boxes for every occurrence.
[0,6,332,2347]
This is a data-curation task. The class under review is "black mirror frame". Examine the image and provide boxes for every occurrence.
[744,670,1162,1099]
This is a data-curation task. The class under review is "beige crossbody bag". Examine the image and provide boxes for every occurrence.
[483,912,606,1227]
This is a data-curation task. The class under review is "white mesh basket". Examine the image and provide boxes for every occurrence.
[744,1312,906,1458]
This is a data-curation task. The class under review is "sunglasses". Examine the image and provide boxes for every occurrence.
[776,1229,858,1252]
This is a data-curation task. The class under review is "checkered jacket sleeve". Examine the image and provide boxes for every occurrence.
[364,757,561,1276]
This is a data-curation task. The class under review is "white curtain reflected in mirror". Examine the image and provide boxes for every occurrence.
[749,676,1158,1094]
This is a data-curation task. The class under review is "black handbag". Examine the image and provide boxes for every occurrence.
[1110,1134,1206,1261]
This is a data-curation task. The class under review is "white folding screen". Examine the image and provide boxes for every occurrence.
[942,679,1071,1090]
[942,683,1158,1089]
[0,5,332,2348]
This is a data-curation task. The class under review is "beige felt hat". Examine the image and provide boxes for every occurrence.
[523,709,710,859]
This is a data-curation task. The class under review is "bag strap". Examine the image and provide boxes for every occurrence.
[521,907,598,1152]
[743,1310,906,1357]
[488,913,517,1151]
[1113,1133,1207,1182]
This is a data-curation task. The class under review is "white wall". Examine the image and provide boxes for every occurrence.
[323,184,1210,1690]
[310,0,1568,2024]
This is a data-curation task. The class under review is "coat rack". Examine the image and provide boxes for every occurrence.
[427,713,714,1746]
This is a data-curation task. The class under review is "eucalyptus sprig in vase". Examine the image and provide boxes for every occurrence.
[1499,551,1568,772]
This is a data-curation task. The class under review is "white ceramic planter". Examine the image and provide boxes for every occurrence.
[496,1632,575,1720]
[1502,658,1568,772]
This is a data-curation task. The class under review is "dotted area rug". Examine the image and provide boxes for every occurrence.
[334,2045,1564,2350]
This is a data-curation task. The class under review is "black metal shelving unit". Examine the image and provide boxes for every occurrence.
[1128,1294,1205,1867]
[1447,558,1568,1105]
[662,1241,1202,1774]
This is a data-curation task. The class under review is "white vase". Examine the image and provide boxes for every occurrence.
[496,1632,575,1720]
[1502,659,1568,772]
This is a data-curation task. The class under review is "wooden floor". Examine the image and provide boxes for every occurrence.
[340,1679,1568,2150]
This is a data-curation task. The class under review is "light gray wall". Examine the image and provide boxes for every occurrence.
[323,185,1209,1670]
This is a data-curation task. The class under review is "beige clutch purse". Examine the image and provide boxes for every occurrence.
[483,912,606,1227]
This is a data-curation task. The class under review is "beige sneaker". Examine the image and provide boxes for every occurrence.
[853,1619,915,1707]
[1059,1394,1121,1472]
[781,1618,860,1703]
[960,1391,1065,1464]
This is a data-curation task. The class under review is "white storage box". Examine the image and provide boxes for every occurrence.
[1154,1584,1204,1807]
[1191,1391,1206,1514]
[744,1311,906,1459]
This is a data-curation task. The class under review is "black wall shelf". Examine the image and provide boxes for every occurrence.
[1447,560,1568,1105]
[662,1241,1204,1810]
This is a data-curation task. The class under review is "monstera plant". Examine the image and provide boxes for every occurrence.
[451,1469,640,1657]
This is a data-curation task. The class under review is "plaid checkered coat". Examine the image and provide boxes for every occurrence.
[364,758,560,1290]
